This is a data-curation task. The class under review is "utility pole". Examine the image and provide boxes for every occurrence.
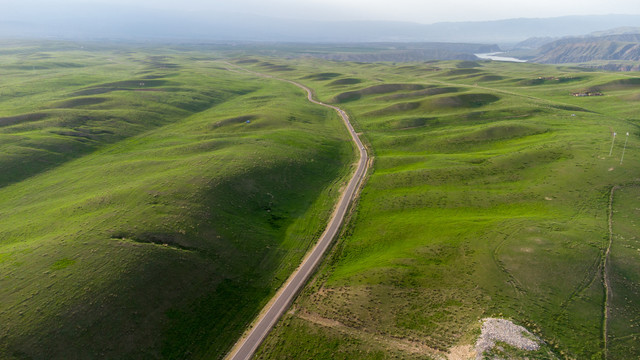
[620,132,629,165]
[609,132,616,156]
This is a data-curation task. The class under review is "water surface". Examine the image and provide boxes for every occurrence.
[475,52,527,63]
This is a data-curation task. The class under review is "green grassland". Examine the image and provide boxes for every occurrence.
[608,186,640,359]
[3,42,640,360]
[245,58,640,359]
[0,43,355,359]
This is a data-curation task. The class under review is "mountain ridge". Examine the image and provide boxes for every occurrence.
[532,33,640,63]
[2,8,640,44]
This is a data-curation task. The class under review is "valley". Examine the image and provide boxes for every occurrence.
[241,58,640,359]
[0,44,356,359]
[0,42,639,359]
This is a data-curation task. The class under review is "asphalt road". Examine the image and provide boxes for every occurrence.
[224,69,369,360]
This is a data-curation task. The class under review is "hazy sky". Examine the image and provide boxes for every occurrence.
[7,0,640,23]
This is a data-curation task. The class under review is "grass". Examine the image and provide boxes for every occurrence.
[0,43,355,359]
[3,43,640,360]
[247,58,640,359]
[482,340,558,360]
[607,185,640,359]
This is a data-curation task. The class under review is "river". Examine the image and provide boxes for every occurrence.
[475,52,527,63]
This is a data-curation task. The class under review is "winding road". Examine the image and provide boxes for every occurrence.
[223,64,369,360]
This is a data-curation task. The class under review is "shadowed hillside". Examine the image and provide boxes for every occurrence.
[0,45,354,359]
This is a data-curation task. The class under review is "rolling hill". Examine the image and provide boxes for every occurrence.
[0,43,355,359]
[244,57,640,360]
[2,41,640,360]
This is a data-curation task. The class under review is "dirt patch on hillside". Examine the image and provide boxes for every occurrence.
[475,318,540,359]
[298,311,480,359]
[297,311,446,358]
[448,345,475,360]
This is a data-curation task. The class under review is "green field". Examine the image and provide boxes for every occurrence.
[241,59,640,359]
[1,41,639,360]
[607,186,640,359]
[0,43,355,359]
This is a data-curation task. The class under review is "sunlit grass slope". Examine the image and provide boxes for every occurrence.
[250,58,640,359]
[0,45,354,359]
[608,186,640,359]
[0,45,243,188]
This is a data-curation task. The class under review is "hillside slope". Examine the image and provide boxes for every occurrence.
[533,34,640,63]
[0,45,354,359]
[250,59,640,359]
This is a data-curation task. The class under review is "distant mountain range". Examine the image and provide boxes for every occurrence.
[532,33,640,63]
[3,6,640,67]
[503,28,640,69]
[219,42,500,63]
[1,5,640,44]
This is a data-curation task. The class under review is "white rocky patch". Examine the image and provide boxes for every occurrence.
[475,318,540,359]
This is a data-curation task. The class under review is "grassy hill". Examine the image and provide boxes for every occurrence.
[3,42,639,360]
[245,58,640,359]
[608,186,640,359]
[0,44,355,359]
